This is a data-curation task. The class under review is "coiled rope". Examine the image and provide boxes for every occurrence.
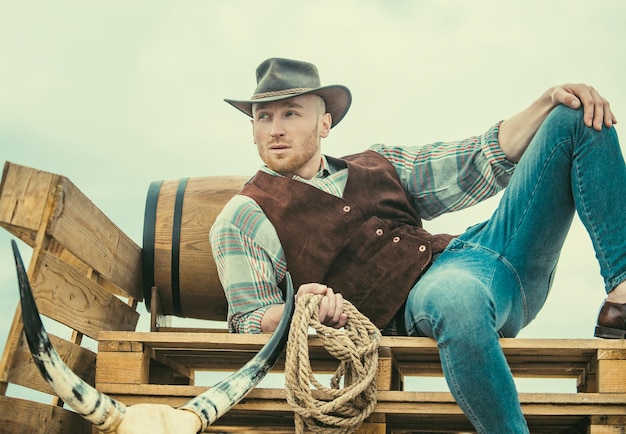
[285,293,381,434]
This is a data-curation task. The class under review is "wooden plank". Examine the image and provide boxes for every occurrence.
[150,285,169,332]
[94,384,626,414]
[376,346,392,390]
[7,332,95,395]
[0,170,59,394]
[47,177,142,300]
[597,359,626,393]
[96,348,150,385]
[44,239,133,300]
[385,336,626,352]
[98,382,215,397]
[0,303,21,394]
[589,426,626,434]
[377,390,626,406]
[98,331,275,349]
[386,414,591,434]
[591,416,626,425]
[590,416,626,433]
[599,349,626,360]
[96,334,626,353]
[0,395,91,434]
[355,422,386,434]
[31,250,139,338]
[0,161,56,245]
[96,385,626,433]
[155,327,229,333]
[98,340,145,352]
[395,360,589,378]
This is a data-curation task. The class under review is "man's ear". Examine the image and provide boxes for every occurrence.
[320,113,332,138]
[250,118,256,144]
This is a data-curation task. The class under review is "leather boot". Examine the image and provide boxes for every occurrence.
[595,300,626,339]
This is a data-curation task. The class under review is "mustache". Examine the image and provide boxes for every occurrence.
[267,139,292,147]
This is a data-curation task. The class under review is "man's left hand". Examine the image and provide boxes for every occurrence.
[550,83,617,130]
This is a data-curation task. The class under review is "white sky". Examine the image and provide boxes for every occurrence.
[1,0,625,397]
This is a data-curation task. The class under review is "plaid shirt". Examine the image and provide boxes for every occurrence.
[210,121,514,333]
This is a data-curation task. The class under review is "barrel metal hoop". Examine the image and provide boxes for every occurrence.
[171,177,189,317]
[142,180,163,312]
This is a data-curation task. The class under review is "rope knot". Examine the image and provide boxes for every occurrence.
[285,293,381,433]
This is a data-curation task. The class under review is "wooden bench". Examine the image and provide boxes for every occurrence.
[1,161,626,433]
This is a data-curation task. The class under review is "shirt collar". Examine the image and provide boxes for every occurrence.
[317,155,332,178]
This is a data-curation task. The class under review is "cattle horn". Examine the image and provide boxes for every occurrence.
[12,240,126,431]
[179,267,295,430]
[11,240,295,432]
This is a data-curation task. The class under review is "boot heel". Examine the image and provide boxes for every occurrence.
[595,325,626,339]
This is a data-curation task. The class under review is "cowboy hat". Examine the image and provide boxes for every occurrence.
[225,57,352,128]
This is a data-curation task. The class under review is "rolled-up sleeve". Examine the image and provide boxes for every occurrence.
[210,195,287,333]
[370,121,515,220]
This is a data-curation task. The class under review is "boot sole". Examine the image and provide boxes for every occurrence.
[595,325,626,339]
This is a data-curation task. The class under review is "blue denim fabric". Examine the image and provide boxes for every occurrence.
[404,105,626,433]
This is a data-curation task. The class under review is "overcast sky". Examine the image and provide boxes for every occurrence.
[1,1,625,397]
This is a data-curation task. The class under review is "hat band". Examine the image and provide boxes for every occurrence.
[251,87,314,100]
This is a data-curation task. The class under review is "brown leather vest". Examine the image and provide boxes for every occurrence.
[240,150,454,328]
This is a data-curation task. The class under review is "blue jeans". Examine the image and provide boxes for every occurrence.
[404,105,626,433]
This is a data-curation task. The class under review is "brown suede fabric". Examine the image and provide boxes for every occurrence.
[240,150,455,328]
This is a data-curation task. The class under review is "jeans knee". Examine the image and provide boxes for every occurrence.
[546,104,585,128]
[412,274,495,338]
[535,104,619,161]
[545,104,617,142]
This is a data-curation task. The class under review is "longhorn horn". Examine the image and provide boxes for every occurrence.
[12,240,126,432]
[180,271,295,431]
[12,239,295,433]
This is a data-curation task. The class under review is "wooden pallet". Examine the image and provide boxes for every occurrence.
[2,161,626,433]
[0,161,142,433]
[95,332,626,433]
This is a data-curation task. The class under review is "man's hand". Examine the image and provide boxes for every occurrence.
[260,283,348,332]
[296,283,348,328]
[499,82,617,162]
[550,83,617,131]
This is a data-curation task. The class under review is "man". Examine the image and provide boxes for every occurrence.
[210,57,624,433]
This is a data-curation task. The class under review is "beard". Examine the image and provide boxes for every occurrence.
[260,123,322,178]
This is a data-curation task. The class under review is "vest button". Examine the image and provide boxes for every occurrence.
[393,236,400,243]
[418,245,427,252]
[375,228,384,236]
[343,205,351,213]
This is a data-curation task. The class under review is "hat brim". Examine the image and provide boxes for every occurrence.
[224,85,351,128]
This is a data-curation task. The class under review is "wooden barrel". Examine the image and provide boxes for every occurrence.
[142,176,248,320]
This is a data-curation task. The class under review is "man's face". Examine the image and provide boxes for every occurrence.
[251,94,331,179]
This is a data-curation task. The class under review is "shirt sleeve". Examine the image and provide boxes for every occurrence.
[369,121,516,220]
[209,195,287,333]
